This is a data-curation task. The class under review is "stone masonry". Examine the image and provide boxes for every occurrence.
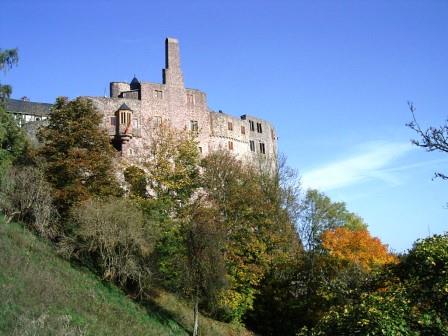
[86,38,278,164]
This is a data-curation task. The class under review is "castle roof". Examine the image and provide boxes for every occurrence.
[5,98,52,116]
[118,103,132,111]
[130,76,140,85]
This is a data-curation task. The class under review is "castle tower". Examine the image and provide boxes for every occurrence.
[163,37,184,88]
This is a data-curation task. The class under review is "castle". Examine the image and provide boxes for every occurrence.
[87,38,277,163]
[6,38,278,164]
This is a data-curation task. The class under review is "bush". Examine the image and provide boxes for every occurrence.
[66,198,156,295]
[0,166,58,238]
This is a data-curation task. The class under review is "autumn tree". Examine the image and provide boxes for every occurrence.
[298,189,367,252]
[201,151,300,323]
[124,165,147,198]
[144,123,200,209]
[303,233,448,335]
[247,189,371,335]
[38,97,121,216]
[321,227,397,271]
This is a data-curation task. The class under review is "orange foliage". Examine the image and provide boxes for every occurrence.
[321,227,398,271]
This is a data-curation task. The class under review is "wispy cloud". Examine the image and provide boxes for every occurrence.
[301,141,415,191]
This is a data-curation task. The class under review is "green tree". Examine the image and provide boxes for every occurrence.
[0,48,26,175]
[0,48,18,101]
[38,97,121,216]
[181,199,227,336]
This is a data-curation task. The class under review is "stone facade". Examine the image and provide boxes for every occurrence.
[86,38,278,164]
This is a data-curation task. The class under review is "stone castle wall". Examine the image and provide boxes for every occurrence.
[86,38,277,165]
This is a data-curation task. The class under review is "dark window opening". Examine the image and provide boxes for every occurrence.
[190,120,198,132]
[249,140,255,152]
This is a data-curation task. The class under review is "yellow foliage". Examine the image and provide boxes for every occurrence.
[321,227,398,271]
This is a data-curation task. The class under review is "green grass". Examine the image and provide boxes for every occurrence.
[0,217,251,335]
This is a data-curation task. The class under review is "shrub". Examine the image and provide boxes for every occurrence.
[0,166,58,238]
[67,198,156,295]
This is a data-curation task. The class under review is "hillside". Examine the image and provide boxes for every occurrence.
[0,217,251,336]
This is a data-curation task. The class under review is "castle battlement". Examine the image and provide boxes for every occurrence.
[86,38,278,162]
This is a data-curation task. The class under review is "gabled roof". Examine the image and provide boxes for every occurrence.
[5,98,52,116]
[118,103,132,111]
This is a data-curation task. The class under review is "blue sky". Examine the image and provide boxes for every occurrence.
[2,0,447,251]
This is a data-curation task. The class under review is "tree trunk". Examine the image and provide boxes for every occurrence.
[193,292,199,336]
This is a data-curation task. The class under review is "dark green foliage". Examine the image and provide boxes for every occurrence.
[0,104,26,174]
[38,97,122,215]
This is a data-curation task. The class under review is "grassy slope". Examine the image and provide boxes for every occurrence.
[0,218,251,336]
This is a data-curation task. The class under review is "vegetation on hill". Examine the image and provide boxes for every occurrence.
[0,216,251,336]
[1,48,447,336]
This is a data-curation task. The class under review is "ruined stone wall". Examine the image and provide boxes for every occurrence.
[85,37,277,165]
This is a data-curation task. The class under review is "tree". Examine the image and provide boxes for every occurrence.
[245,190,370,335]
[303,233,448,335]
[124,165,147,198]
[201,151,300,323]
[0,48,19,101]
[0,48,26,175]
[407,102,448,180]
[38,97,121,216]
[144,123,200,209]
[181,199,227,336]
[321,227,398,271]
[298,189,367,252]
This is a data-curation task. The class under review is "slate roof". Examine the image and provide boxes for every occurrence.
[118,103,132,111]
[5,98,52,116]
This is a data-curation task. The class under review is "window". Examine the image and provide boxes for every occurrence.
[154,90,163,99]
[228,122,233,131]
[132,118,139,128]
[271,129,275,140]
[257,122,263,133]
[241,126,246,135]
[228,141,234,150]
[153,116,162,127]
[120,111,131,125]
[249,140,255,152]
[259,142,266,154]
[187,93,194,105]
[249,120,255,131]
[190,120,198,132]
[110,116,116,126]
[198,146,202,154]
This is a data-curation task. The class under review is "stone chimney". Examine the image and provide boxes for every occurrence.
[163,37,184,88]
